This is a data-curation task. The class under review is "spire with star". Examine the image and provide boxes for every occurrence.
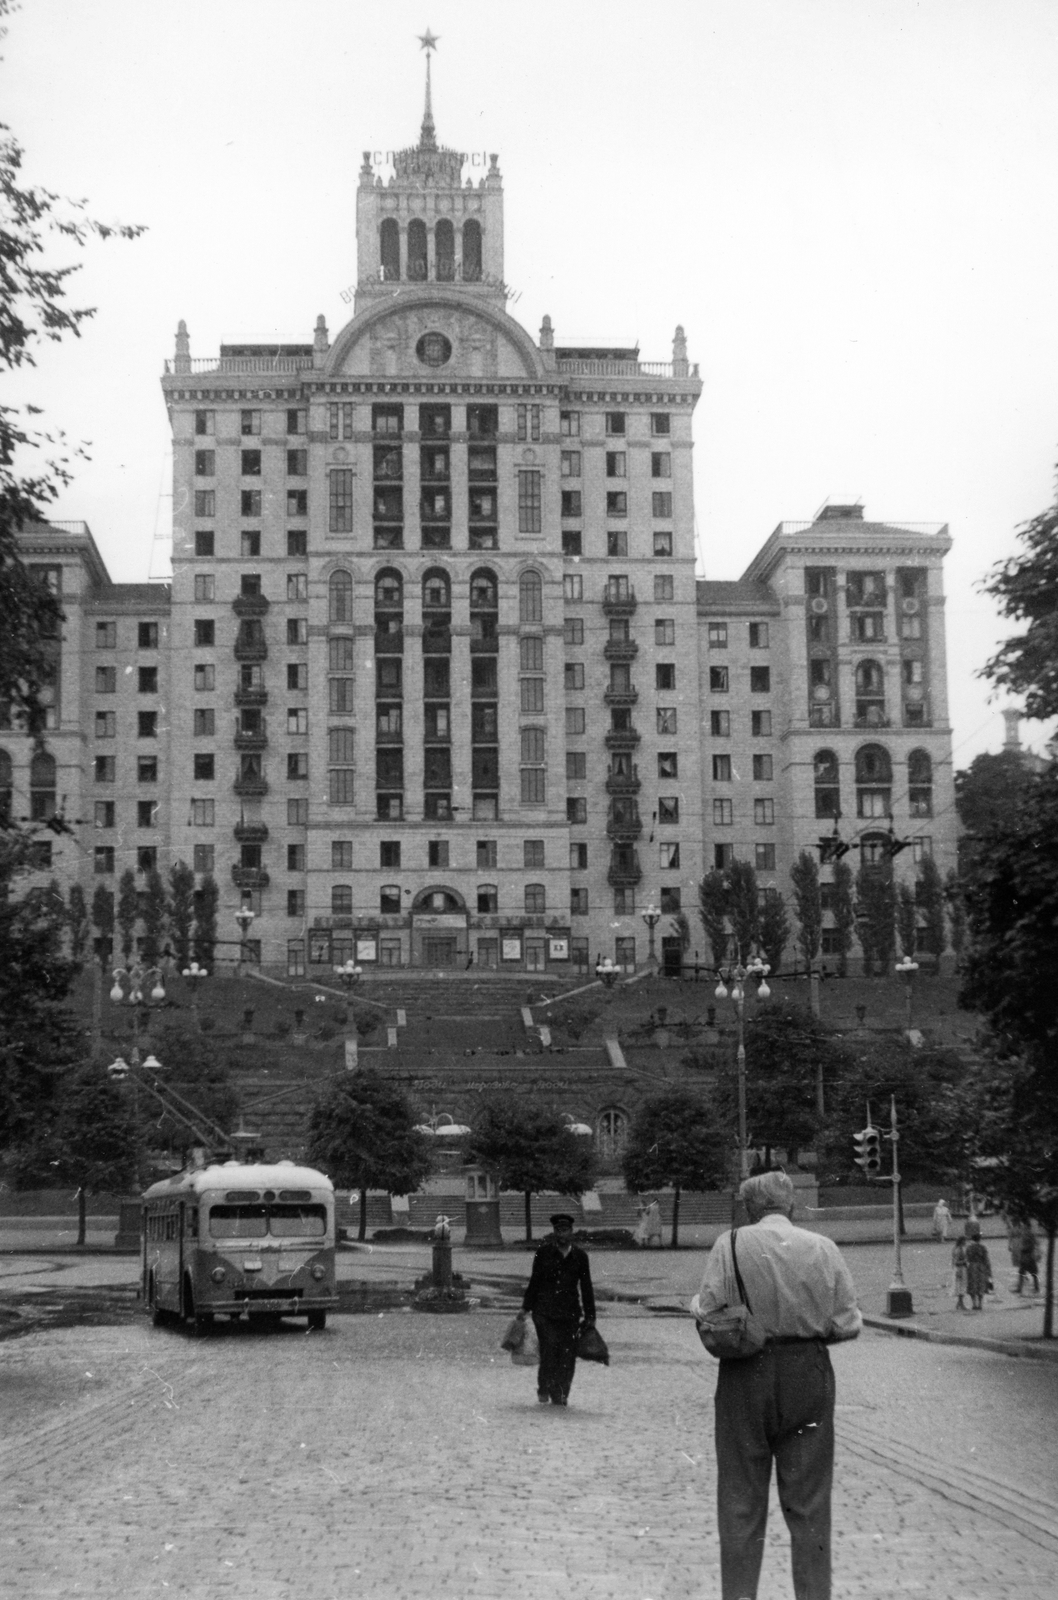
[418,29,440,152]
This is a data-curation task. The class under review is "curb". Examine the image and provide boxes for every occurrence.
[862,1314,1058,1362]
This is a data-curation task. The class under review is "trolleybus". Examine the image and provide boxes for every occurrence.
[142,1160,338,1330]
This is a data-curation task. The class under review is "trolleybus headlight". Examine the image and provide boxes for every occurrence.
[211,1267,226,1283]
[311,1265,326,1281]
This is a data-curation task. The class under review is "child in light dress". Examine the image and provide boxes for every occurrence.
[951,1236,968,1310]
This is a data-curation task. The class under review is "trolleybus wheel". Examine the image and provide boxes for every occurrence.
[307,1310,327,1331]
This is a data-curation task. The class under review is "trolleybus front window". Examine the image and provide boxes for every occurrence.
[208,1203,327,1239]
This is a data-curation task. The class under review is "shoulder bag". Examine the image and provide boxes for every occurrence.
[693,1229,768,1361]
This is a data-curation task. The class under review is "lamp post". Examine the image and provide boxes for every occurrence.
[595,955,620,989]
[234,904,256,977]
[641,902,661,972]
[182,960,209,1033]
[895,955,919,1035]
[714,956,771,1182]
[109,963,166,1061]
[333,958,363,994]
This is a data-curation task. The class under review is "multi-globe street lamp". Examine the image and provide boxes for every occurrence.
[894,954,919,1034]
[182,960,209,1032]
[641,902,661,972]
[714,956,772,1182]
[595,955,620,988]
[234,905,256,976]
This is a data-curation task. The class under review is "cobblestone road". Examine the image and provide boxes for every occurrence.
[2,1306,1057,1600]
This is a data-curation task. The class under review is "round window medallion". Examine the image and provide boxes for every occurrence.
[416,331,452,368]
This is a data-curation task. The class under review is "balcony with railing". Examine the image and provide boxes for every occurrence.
[232,593,270,618]
[555,357,699,380]
[603,638,639,662]
[604,726,641,750]
[602,585,637,617]
[233,821,269,843]
[607,850,642,886]
[234,631,268,662]
[165,349,316,377]
[232,865,271,890]
[604,686,639,708]
[605,764,641,795]
[374,626,404,655]
[234,686,268,708]
[606,807,643,841]
[234,721,268,751]
[233,772,269,798]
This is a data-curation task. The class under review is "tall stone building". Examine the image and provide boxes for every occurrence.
[2,76,956,976]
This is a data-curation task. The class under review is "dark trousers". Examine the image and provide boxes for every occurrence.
[714,1341,835,1600]
[532,1314,578,1400]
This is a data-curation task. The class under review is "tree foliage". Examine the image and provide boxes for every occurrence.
[710,1001,836,1164]
[11,1061,139,1245]
[90,883,114,960]
[981,490,1058,721]
[621,1089,728,1246]
[65,881,88,960]
[817,1037,970,1189]
[759,889,790,975]
[896,880,917,960]
[141,1024,240,1162]
[856,868,895,976]
[116,869,138,962]
[955,750,1033,875]
[944,869,966,961]
[698,869,729,966]
[305,1069,432,1241]
[470,1100,597,1242]
[915,855,946,962]
[831,859,856,976]
[790,850,822,969]
[726,859,759,962]
[168,860,195,969]
[193,873,219,967]
[140,868,168,965]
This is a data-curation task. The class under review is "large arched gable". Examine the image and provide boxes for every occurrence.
[325,290,544,382]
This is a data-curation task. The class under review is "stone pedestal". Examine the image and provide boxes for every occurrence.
[431,1238,454,1290]
[886,1286,914,1318]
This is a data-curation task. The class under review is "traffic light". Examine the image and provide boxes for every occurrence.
[853,1125,882,1175]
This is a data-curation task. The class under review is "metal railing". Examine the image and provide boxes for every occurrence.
[164,355,315,375]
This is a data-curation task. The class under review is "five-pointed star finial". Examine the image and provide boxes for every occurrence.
[418,28,439,53]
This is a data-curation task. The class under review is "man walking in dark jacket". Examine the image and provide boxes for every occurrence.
[518,1212,596,1405]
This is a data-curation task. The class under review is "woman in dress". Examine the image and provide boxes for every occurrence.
[963,1221,992,1311]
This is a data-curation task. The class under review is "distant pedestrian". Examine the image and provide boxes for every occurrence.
[951,1237,968,1310]
[517,1212,596,1406]
[1016,1224,1040,1295]
[691,1170,862,1600]
[963,1223,991,1311]
[932,1198,951,1241]
[643,1198,663,1249]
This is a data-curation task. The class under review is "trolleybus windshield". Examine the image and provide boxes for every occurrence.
[208,1203,328,1239]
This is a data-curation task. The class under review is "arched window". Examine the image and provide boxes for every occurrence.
[524,884,546,915]
[422,569,450,609]
[470,569,497,609]
[477,883,498,914]
[0,748,11,823]
[854,659,886,726]
[855,744,891,819]
[813,749,840,818]
[380,217,400,281]
[374,569,403,608]
[908,749,933,817]
[380,884,401,914]
[597,1107,629,1161]
[462,219,482,282]
[331,885,353,916]
[407,218,428,282]
[29,750,56,821]
[435,218,454,281]
[519,570,543,624]
[329,569,353,623]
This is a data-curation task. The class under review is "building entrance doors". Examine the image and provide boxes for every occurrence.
[423,936,458,967]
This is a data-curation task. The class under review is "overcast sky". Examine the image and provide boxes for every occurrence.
[5,0,1057,767]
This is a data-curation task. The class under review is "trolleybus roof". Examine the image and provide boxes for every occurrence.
[143,1161,334,1201]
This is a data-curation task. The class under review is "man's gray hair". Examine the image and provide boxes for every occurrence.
[740,1171,795,1214]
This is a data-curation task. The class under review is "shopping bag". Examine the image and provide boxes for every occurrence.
[500,1315,526,1353]
[576,1322,610,1365]
[510,1318,539,1366]
[691,1229,768,1362]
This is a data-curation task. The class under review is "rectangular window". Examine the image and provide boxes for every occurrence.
[605,412,625,435]
[195,449,215,477]
[376,840,400,869]
[288,618,309,646]
[138,666,158,693]
[137,800,156,829]
[94,801,115,830]
[190,799,215,827]
[474,839,497,870]
[520,678,545,712]
[566,797,587,825]
[651,451,672,478]
[560,490,582,519]
[658,797,679,824]
[288,798,309,825]
[193,709,215,736]
[287,708,309,735]
[94,846,115,874]
[713,754,732,781]
[288,753,309,779]
[286,489,307,518]
[94,755,115,782]
[466,404,498,438]
[660,886,681,914]
[287,529,308,557]
[519,636,544,672]
[95,620,116,649]
[753,754,773,781]
[332,841,353,870]
[605,451,627,478]
[520,726,545,764]
[287,664,308,691]
[565,707,586,736]
[325,468,354,534]
[137,712,157,738]
[560,450,581,478]
[655,619,675,646]
[709,666,729,693]
[713,799,733,826]
[137,756,158,782]
[520,765,546,805]
[194,665,215,692]
[241,409,261,436]
[752,710,772,736]
[427,840,449,870]
[287,844,306,871]
[563,574,583,602]
[195,530,215,557]
[563,618,584,647]
[656,664,675,690]
[95,666,116,694]
[287,894,306,921]
[194,490,215,518]
[566,752,587,779]
[659,842,680,869]
[95,711,116,738]
[749,622,770,648]
[287,449,308,476]
[518,470,542,533]
[193,754,215,781]
[652,708,675,737]
[329,677,354,713]
[193,574,215,603]
[708,622,728,648]
[570,887,589,916]
[652,492,672,518]
[750,666,771,693]
[658,751,678,779]
[755,844,776,871]
[710,710,730,736]
[193,619,215,647]
[195,410,215,436]
[606,491,628,517]
[564,663,584,691]
[651,413,670,436]
[287,408,307,435]
[654,574,674,602]
[241,449,262,477]
[561,529,582,556]
[754,798,775,825]
[570,842,588,870]
[240,529,261,557]
[560,410,581,436]
[653,531,673,556]
[329,403,355,439]
[607,530,629,557]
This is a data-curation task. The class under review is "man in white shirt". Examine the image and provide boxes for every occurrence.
[692,1170,862,1600]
